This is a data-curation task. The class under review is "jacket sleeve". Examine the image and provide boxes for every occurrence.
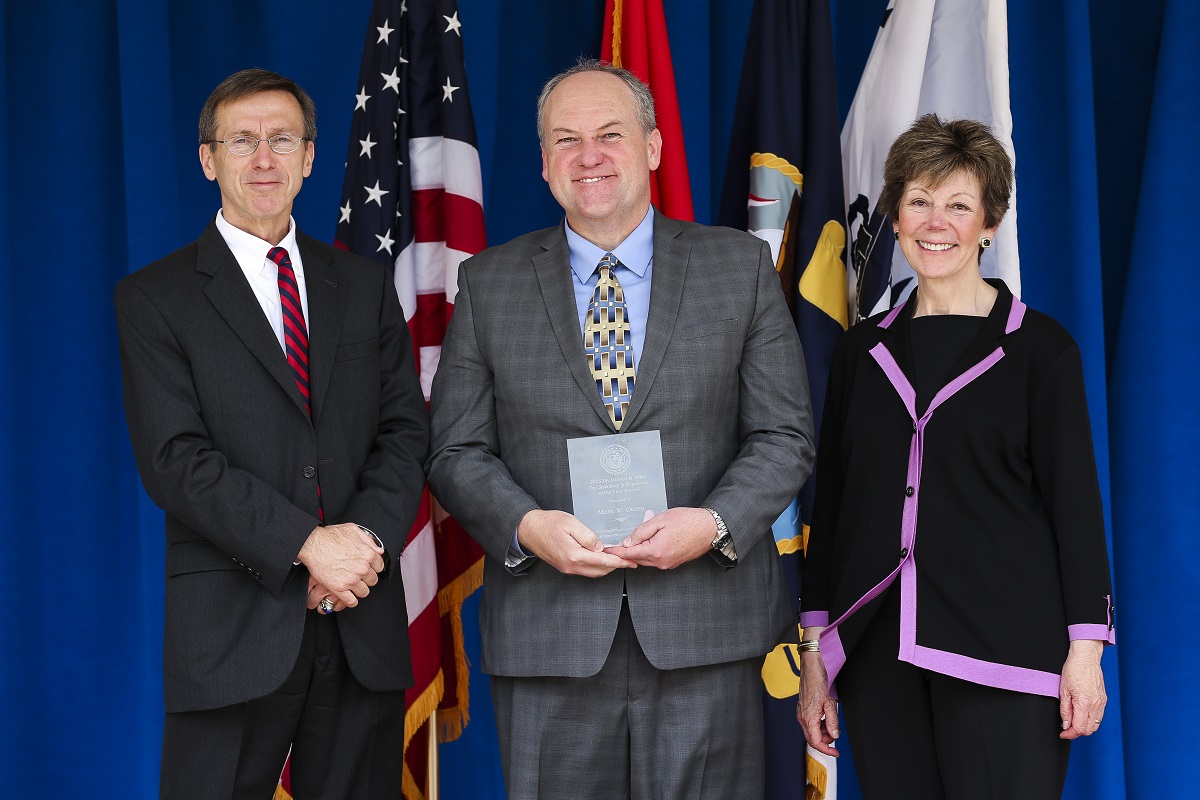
[337,268,430,567]
[799,332,851,626]
[1027,341,1116,643]
[701,239,817,560]
[426,260,541,563]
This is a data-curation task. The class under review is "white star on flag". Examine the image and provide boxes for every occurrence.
[376,228,395,254]
[364,180,389,206]
[359,134,377,158]
[381,67,401,93]
[442,77,459,102]
[443,11,461,35]
[377,19,394,43]
[339,201,351,223]
[355,87,370,112]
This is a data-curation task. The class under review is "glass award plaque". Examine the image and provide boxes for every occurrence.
[566,430,668,546]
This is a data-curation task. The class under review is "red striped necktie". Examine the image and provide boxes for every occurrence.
[268,246,323,521]
[268,246,312,416]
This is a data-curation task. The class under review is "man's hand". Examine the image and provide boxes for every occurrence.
[297,523,386,608]
[307,576,348,613]
[517,509,637,577]
[605,507,715,570]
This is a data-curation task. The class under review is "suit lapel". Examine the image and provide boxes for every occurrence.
[298,233,343,418]
[623,212,687,428]
[197,223,311,419]
[532,226,615,428]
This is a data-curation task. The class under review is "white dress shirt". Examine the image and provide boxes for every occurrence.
[214,211,310,352]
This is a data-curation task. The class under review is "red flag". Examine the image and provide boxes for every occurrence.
[602,0,694,221]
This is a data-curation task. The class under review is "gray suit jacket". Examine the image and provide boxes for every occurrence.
[427,212,814,677]
[116,221,429,712]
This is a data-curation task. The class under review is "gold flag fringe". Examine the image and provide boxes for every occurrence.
[805,750,829,799]
[436,556,484,742]
[610,0,624,66]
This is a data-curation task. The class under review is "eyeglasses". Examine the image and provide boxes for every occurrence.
[204,133,308,156]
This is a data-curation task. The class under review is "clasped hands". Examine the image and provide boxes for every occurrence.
[297,522,387,612]
[517,507,716,577]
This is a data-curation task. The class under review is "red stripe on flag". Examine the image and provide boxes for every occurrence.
[412,188,443,243]
[443,193,487,254]
[405,597,442,692]
[409,292,449,351]
[411,188,486,255]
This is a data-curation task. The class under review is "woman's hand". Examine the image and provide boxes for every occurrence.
[1059,639,1107,739]
[796,633,840,756]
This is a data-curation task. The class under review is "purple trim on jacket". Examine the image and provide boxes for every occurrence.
[1068,624,1115,643]
[799,611,829,627]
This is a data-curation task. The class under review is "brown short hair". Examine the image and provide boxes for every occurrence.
[198,68,317,148]
[536,59,657,146]
[878,113,1012,229]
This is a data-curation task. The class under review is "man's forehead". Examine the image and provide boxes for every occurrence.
[216,91,303,125]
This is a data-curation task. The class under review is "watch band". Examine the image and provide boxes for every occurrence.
[703,507,737,562]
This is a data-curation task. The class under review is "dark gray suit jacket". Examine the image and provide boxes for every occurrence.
[427,212,815,677]
[116,221,429,712]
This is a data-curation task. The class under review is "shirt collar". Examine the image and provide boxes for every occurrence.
[566,206,655,284]
[214,210,300,276]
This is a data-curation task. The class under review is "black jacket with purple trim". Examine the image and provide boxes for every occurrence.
[800,280,1115,698]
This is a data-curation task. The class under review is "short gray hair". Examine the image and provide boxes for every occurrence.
[536,59,657,145]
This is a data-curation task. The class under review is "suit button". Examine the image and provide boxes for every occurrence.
[900,547,909,559]
[905,486,915,497]
[303,466,316,478]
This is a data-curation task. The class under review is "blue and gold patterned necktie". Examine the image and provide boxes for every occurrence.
[584,253,636,429]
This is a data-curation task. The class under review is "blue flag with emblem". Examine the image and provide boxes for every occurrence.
[718,0,847,797]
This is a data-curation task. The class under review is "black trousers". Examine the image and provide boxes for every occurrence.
[161,611,406,800]
[837,590,1070,800]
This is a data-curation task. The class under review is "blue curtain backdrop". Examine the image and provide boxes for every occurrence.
[1,1,1194,797]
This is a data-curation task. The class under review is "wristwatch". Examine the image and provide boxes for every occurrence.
[704,507,737,563]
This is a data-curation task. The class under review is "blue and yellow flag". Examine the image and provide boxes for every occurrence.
[719,1,847,797]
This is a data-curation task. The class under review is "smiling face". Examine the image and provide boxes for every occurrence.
[540,71,662,250]
[895,169,998,287]
[199,90,314,244]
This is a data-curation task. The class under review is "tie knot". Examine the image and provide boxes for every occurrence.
[597,252,618,276]
[268,246,291,268]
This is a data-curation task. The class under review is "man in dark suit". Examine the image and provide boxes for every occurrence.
[116,69,428,799]
[427,61,815,799]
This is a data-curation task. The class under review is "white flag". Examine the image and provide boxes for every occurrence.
[842,0,1019,319]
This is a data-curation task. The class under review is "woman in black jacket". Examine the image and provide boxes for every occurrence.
[796,114,1114,800]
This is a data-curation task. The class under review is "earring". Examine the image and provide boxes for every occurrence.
[894,230,899,240]
[980,237,992,249]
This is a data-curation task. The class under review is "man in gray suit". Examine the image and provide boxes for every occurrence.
[427,61,815,799]
[116,69,428,799]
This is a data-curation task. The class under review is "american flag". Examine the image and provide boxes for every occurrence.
[334,0,486,797]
